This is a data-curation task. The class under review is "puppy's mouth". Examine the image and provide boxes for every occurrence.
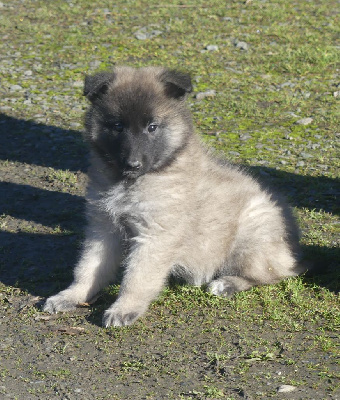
[122,169,143,179]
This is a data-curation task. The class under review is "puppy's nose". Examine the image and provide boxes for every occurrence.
[126,160,142,170]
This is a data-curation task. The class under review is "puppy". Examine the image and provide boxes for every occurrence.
[44,66,303,327]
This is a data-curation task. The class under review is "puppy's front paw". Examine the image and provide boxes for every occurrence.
[43,294,78,314]
[103,303,144,327]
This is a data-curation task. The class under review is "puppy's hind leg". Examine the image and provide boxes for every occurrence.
[208,241,299,297]
[44,216,122,313]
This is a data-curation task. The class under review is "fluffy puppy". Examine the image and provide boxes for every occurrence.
[44,66,303,327]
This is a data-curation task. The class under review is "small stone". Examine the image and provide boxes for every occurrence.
[89,60,101,68]
[296,117,313,125]
[10,84,23,91]
[72,80,83,88]
[300,152,313,159]
[229,151,240,156]
[277,385,297,393]
[206,45,219,51]
[134,27,162,40]
[234,40,249,51]
[296,161,305,167]
[281,81,295,88]
[239,133,252,141]
[223,17,233,21]
[333,91,339,97]
[70,122,81,128]
[134,30,148,40]
[195,89,216,100]
[24,70,33,76]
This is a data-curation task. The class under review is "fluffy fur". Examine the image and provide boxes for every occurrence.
[44,66,303,327]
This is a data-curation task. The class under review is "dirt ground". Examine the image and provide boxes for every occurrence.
[0,0,339,399]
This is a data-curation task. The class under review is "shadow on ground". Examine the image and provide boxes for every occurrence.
[0,113,339,298]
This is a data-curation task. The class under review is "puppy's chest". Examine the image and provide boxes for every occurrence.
[101,181,164,232]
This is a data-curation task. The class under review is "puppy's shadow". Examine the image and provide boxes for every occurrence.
[0,113,87,295]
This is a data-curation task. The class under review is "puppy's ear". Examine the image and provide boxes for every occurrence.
[160,69,192,99]
[83,72,115,102]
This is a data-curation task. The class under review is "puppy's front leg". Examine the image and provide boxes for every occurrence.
[103,242,171,327]
[44,216,122,313]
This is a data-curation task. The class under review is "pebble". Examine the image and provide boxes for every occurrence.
[10,84,23,91]
[134,27,162,40]
[300,152,313,159]
[70,122,81,128]
[195,89,216,100]
[234,40,249,51]
[72,81,83,88]
[239,133,252,141]
[89,60,101,68]
[296,117,313,125]
[296,161,305,167]
[206,45,219,51]
[24,70,33,76]
[281,81,295,88]
[277,385,297,393]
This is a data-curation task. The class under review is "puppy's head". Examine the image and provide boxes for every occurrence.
[83,66,193,179]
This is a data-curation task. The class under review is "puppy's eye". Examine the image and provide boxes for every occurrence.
[113,122,124,132]
[148,124,158,133]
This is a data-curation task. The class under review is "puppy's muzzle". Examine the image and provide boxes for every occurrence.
[126,160,142,170]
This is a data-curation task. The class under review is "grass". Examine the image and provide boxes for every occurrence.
[0,0,339,399]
